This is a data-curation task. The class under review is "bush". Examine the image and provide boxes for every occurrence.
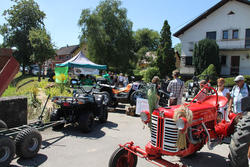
[140,67,160,83]
[199,64,218,85]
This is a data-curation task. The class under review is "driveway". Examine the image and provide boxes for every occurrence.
[11,104,231,167]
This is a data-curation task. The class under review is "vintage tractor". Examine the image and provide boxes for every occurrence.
[109,86,250,167]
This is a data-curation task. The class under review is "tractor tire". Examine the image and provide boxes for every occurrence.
[78,112,94,133]
[50,109,65,131]
[0,120,7,130]
[229,115,250,167]
[0,136,15,167]
[102,91,111,105]
[109,147,138,167]
[130,90,145,106]
[99,105,108,123]
[15,128,42,158]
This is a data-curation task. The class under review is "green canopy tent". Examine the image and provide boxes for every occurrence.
[56,51,107,69]
[55,51,107,83]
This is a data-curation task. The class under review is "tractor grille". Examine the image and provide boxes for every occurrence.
[163,118,178,152]
[150,115,179,152]
[151,115,158,147]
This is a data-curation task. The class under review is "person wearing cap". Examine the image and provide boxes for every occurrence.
[167,70,184,105]
[228,75,250,114]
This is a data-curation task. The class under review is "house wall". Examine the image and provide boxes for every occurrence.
[220,50,250,75]
[178,1,250,75]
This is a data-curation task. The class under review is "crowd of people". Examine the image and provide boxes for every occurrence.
[151,69,250,120]
[102,72,130,87]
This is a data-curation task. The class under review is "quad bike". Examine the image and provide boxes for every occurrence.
[109,85,250,167]
[50,82,108,133]
[97,81,144,107]
[130,83,170,107]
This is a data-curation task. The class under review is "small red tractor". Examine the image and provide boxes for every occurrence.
[109,86,250,167]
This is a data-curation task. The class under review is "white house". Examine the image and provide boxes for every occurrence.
[173,0,250,77]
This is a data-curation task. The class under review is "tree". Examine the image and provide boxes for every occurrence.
[133,28,160,70]
[78,0,134,73]
[156,20,175,78]
[29,28,55,81]
[193,38,220,75]
[0,0,46,75]
[174,43,181,55]
[134,28,160,52]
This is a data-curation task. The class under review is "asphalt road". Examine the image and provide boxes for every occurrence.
[11,104,231,167]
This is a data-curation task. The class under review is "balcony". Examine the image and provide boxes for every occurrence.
[187,39,250,52]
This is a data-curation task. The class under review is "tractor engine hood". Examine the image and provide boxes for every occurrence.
[152,105,181,119]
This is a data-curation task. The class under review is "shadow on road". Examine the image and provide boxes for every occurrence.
[10,154,48,167]
[180,152,230,167]
[41,120,118,149]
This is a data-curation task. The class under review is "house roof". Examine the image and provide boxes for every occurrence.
[56,45,79,56]
[173,0,250,37]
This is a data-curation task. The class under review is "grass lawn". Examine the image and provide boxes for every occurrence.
[2,72,71,120]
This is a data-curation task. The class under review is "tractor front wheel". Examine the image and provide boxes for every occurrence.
[109,147,138,167]
[229,115,250,167]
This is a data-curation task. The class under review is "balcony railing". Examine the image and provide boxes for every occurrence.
[187,39,250,51]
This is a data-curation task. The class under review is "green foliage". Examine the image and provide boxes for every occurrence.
[29,28,55,81]
[147,85,158,129]
[134,28,160,52]
[199,64,218,85]
[78,0,134,73]
[174,43,181,55]
[193,39,220,75]
[0,0,46,74]
[156,20,175,78]
[140,67,160,82]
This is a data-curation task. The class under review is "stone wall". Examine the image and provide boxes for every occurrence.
[0,96,27,128]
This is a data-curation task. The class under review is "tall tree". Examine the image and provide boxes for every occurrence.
[193,38,220,75]
[29,28,55,81]
[134,28,160,52]
[156,20,175,78]
[78,0,134,73]
[0,0,45,75]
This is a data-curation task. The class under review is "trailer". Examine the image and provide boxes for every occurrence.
[0,95,64,167]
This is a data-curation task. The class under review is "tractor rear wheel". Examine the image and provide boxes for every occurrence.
[0,120,7,130]
[78,112,94,133]
[0,136,15,167]
[229,115,250,167]
[109,147,138,167]
[15,128,42,158]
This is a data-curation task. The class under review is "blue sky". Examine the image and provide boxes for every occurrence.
[0,0,220,49]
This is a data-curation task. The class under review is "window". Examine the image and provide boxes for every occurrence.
[221,56,226,65]
[223,30,228,39]
[245,29,250,48]
[232,30,239,39]
[185,57,193,66]
[206,31,216,40]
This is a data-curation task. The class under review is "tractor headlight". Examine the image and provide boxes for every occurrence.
[140,111,150,124]
[176,117,187,131]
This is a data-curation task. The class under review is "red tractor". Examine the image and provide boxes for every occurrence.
[109,86,250,167]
